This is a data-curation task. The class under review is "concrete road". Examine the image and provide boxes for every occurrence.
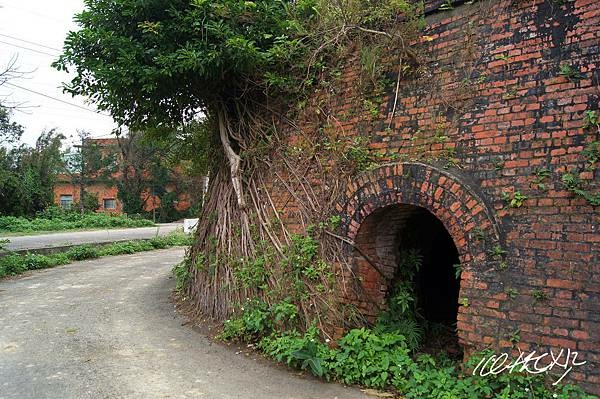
[0,248,368,399]
[1,223,182,252]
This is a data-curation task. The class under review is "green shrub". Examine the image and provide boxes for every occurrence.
[258,327,333,377]
[0,254,27,275]
[66,245,100,260]
[331,328,411,388]
[220,318,247,341]
[0,206,154,233]
[0,232,192,278]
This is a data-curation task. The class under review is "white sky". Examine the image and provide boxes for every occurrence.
[0,0,117,146]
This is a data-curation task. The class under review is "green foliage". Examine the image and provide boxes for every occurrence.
[66,245,100,261]
[219,298,271,341]
[291,335,329,377]
[331,328,410,388]
[55,0,309,128]
[374,249,423,351]
[558,64,583,82]
[318,215,341,231]
[257,323,597,397]
[234,247,271,289]
[342,136,383,173]
[359,45,384,87]
[172,260,191,292]
[453,263,462,279]
[583,110,599,130]
[0,106,23,145]
[489,245,507,260]
[0,207,154,233]
[532,167,551,190]
[0,130,64,217]
[258,327,332,374]
[272,298,299,326]
[471,227,485,241]
[501,191,527,208]
[561,172,600,206]
[581,141,600,169]
[507,328,521,345]
[61,131,117,215]
[222,273,596,398]
[113,131,199,222]
[0,232,191,279]
[532,288,548,303]
[286,233,319,272]
[80,191,100,213]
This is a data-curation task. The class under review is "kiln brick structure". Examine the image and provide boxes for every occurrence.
[263,0,599,392]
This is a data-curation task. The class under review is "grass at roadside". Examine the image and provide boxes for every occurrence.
[0,207,154,234]
[0,231,191,279]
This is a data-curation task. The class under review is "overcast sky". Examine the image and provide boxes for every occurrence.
[0,0,117,146]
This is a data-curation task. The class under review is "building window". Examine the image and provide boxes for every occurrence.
[103,198,116,210]
[60,195,73,209]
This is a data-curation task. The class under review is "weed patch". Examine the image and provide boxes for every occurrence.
[0,232,192,279]
[0,206,154,234]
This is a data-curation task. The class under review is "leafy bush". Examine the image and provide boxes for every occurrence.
[0,206,154,233]
[331,328,411,388]
[66,245,100,260]
[258,327,333,378]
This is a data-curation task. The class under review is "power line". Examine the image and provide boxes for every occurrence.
[1,5,72,25]
[4,82,111,116]
[0,40,58,57]
[0,33,62,52]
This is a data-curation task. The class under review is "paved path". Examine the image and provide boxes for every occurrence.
[0,249,368,399]
[0,223,182,252]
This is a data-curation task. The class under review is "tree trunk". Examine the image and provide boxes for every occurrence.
[217,106,246,209]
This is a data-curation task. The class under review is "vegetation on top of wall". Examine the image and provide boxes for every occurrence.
[0,231,192,279]
[0,206,154,234]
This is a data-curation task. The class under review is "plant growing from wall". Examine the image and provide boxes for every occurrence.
[532,167,552,191]
[501,190,528,208]
[558,64,583,82]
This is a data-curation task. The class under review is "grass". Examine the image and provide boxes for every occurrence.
[0,231,192,279]
[0,207,155,234]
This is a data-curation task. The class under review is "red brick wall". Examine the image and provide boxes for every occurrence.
[262,0,599,392]
[54,180,121,213]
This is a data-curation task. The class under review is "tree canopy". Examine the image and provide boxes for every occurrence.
[54,0,312,128]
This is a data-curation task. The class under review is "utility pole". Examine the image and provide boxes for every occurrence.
[73,135,86,215]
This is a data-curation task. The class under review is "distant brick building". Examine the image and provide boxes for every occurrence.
[53,137,192,217]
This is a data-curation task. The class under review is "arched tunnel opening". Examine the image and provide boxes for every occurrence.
[353,204,462,357]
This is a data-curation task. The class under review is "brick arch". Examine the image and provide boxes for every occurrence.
[336,162,501,267]
[334,162,503,331]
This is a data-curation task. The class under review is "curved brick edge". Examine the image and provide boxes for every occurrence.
[336,162,501,266]
[333,162,504,350]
